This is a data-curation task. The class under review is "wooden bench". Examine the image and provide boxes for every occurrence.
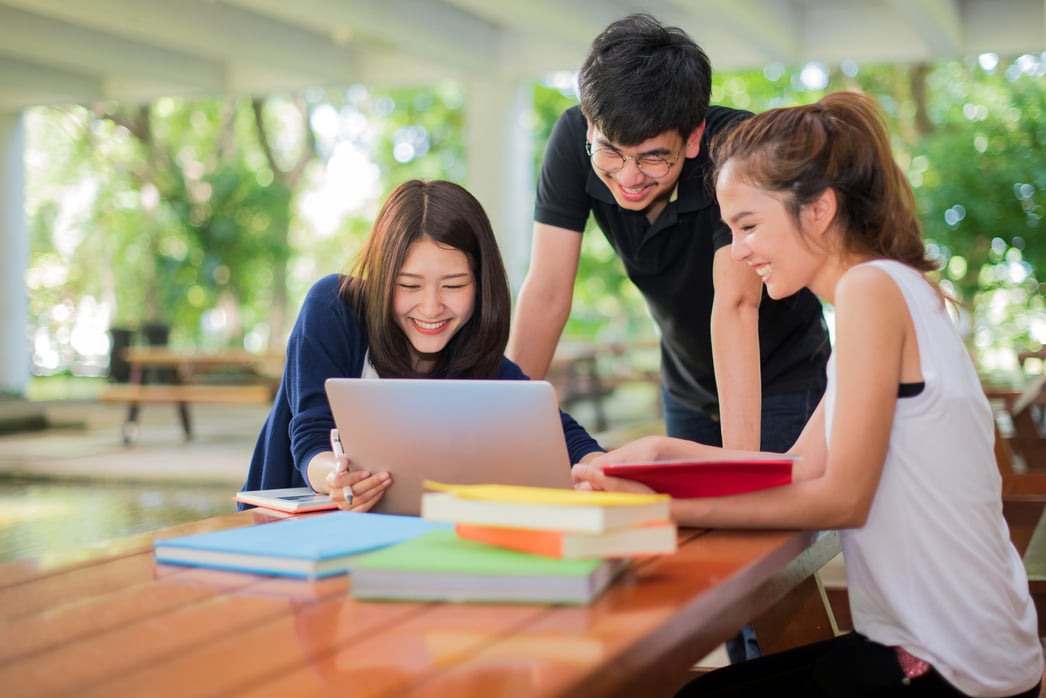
[98,383,271,405]
[1009,374,1046,470]
[99,382,272,444]
[99,348,280,444]
[987,374,1046,472]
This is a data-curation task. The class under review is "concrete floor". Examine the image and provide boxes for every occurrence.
[0,400,270,486]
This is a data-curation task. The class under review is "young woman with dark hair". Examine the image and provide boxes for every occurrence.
[243,180,603,513]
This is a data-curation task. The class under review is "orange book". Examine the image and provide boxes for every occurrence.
[455,521,677,560]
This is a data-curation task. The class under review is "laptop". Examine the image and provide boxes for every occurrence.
[324,378,574,515]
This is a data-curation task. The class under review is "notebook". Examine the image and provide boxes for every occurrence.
[350,528,628,604]
[233,486,339,513]
[324,378,575,516]
[153,511,451,578]
[602,457,796,498]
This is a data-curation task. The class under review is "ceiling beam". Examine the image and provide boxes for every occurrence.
[0,5,226,95]
[442,0,616,50]
[0,55,102,109]
[4,0,363,86]
[962,0,1045,56]
[222,0,502,77]
[887,0,964,58]
[669,0,802,66]
[0,0,1043,112]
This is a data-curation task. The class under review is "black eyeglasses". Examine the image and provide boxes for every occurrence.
[585,141,682,178]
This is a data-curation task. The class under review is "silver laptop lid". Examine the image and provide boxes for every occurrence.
[324,378,573,515]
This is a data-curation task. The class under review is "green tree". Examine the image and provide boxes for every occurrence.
[530,57,1045,371]
[24,58,1043,378]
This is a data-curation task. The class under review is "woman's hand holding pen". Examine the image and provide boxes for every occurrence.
[326,429,392,512]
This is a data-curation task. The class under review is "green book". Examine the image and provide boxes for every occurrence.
[351,529,628,605]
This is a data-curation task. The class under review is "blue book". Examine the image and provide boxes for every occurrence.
[154,512,451,579]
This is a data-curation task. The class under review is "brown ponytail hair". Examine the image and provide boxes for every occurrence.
[711,91,935,272]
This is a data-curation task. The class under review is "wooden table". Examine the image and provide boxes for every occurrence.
[99,348,280,443]
[1,512,840,698]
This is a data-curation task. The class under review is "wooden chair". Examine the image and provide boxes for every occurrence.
[990,348,1046,472]
[1008,374,1046,471]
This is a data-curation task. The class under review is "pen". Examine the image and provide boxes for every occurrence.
[330,428,344,458]
[330,428,348,473]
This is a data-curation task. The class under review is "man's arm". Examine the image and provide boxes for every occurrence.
[710,244,764,451]
[507,222,583,379]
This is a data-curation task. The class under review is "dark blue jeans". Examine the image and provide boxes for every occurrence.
[662,386,822,453]
[662,384,824,663]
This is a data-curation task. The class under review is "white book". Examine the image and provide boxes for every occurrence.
[420,490,669,534]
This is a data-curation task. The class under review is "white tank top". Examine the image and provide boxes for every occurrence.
[826,260,1042,696]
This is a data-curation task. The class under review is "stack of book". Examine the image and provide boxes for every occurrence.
[349,482,677,605]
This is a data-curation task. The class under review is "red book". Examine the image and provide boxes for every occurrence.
[602,457,795,498]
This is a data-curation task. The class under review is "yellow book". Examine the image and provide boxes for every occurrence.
[421,481,670,534]
[423,480,668,506]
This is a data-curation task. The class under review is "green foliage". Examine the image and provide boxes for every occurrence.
[284,82,468,307]
[26,99,295,359]
[911,61,1044,274]
[23,57,1045,378]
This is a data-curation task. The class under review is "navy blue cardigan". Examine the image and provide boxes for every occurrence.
[240,274,604,501]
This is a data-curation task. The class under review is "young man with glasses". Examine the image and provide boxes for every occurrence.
[507,14,830,662]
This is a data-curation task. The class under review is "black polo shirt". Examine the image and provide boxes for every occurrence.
[535,105,829,414]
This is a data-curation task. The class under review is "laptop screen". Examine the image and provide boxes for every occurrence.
[324,378,573,515]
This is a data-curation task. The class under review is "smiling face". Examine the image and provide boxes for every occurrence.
[393,236,476,372]
[586,123,703,220]
[716,162,827,300]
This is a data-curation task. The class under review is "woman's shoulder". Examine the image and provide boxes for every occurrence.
[307,273,348,298]
[844,260,934,302]
[836,263,906,305]
[296,274,363,331]
[835,263,923,336]
[302,274,354,312]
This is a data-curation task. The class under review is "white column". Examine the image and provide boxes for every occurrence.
[464,78,534,292]
[0,111,29,397]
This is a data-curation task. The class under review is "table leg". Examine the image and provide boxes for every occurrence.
[177,402,192,440]
[121,408,140,445]
[122,364,144,444]
[750,571,839,654]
